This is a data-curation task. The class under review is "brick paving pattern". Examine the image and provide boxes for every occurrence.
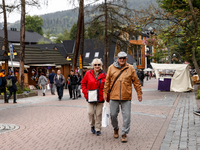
[0,78,199,150]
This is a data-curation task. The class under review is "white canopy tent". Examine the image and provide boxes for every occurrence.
[151,63,193,92]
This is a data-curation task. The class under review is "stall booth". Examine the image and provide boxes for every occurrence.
[151,63,193,92]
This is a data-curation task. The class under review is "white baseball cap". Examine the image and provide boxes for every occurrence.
[117,51,127,58]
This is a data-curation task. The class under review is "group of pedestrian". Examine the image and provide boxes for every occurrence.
[81,51,143,143]
[1,69,17,104]
[66,70,81,100]
[38,70,65,100]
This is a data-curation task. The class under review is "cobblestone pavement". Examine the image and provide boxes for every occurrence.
[0,78,198,150]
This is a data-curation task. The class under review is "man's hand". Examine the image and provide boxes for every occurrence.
[104,96,109,103]
[138,96,142,102]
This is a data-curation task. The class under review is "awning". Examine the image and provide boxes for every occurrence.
[0,61,30,68]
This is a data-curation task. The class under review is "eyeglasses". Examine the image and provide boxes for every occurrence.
[94,64,101,66]
[119,57,126,60]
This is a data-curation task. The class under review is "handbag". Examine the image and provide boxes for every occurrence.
[106,68,128,102]
[102,103,109,127]
[47,84,50,90]
[88,79,101,103]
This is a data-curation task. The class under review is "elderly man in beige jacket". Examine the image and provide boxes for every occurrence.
[104,51,142,143]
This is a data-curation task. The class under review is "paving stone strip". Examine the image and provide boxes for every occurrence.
[160,92,200,150]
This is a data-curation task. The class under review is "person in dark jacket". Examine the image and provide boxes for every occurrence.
[0,69,7,103]
[70,70,79,100]
[54,70,65,100]
[48,70,56,95]
[75,72,82,97]
[7,70,17,103]
[66,75,72,98]
[137,69,145,86]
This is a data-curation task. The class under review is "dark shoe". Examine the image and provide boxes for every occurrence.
[121,134,127,143]
[78,95,81,98]
[43,93,45,96]
[96,131,101,136]
[193,111,200,116]
[72,97,76,100]
[52,93,55,95]
[70,97,72,99]
[13,101,17,103]
[91,126,95,134]
[114,128,119,138]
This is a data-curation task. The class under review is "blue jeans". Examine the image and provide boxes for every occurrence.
[57,86,63,100]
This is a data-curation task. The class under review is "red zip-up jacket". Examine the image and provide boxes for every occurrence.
[81,69,106,102]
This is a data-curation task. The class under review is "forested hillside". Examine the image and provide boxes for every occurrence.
[2,0,157,35]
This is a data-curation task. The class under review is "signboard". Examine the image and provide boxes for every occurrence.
[1,63,5,69]
[79,55,82,69]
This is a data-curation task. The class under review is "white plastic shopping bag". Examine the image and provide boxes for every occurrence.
[47,84,50,90]
[102,103,109,127]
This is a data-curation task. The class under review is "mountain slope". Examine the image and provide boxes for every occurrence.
[2,0,157,35]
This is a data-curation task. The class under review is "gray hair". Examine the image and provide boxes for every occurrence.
[91,58,103,69]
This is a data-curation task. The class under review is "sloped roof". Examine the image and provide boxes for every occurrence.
[33,43,67,57]
[0,29,52,43]
[63,40,75,53]
[79,39,116,66]
[13,45,72,65]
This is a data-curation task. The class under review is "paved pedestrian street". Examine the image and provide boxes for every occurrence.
[0,78,199,150]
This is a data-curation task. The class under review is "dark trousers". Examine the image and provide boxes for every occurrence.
[139,79,144,86]
[57,86,64,100]
[0,88,7,103]
[71,84,78,98]
[68,85,72,98]
[7,91,16,102]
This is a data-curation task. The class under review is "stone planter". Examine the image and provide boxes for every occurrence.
[0,91,38,99]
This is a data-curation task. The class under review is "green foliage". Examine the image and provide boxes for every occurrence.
[45,31,51,40]
[87,19,104,39]
[69,23,77,40]
[16,83,23,94]
[157,0,200,12]
[197,90,200,99]
[53,29,70,43]
[25,15,44,35]
[37,38,51,44]
[24,87,31,92]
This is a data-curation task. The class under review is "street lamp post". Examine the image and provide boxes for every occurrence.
[143,22,171,64]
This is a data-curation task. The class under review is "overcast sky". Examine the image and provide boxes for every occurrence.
[1,0,79,23]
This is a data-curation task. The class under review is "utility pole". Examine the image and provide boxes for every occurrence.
[19,0,25,89]
[80,0,84,76]
[72,0,84,72]
[104,0,108,72]
[2,0,9,76]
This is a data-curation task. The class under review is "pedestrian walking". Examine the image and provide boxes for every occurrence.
[145,71,149,81]
[66,75,72,98]
[54,70,65,100]
[7,70,17,103]
[137,69,145,86]
[81,58,106,136]
[75,72,82,97]
[38,73,48,96]
[104,51,142,143]
[0,70,7,103]
[48,70,56,95]
[70,70,79,100]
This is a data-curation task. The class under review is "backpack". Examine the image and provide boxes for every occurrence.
[6,78,12,87]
